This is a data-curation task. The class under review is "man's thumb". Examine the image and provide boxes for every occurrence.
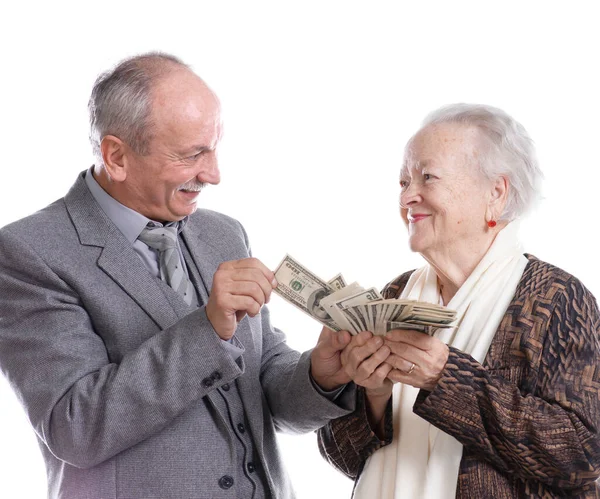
[333,330,351,351]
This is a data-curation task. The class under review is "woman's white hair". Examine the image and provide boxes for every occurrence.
[88,52,188,167]
[419,103,543,221]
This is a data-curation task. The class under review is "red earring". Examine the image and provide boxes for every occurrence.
[487,220,497,228]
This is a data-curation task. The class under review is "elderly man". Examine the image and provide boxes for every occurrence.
[0,53,355,499]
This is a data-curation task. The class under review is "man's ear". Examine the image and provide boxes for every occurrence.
[488,175,509,220]
[100,135,129,182]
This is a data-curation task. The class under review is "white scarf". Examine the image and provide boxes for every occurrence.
[354,222,528,499]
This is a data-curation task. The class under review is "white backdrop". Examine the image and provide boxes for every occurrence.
[1,1,599,497]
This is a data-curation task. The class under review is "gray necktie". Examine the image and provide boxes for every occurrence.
[138,225,198,307]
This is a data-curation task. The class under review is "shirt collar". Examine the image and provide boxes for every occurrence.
[85,168,188,243]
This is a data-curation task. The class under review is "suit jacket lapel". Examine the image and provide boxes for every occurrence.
[180,220,226,304]
[65,172,180,330]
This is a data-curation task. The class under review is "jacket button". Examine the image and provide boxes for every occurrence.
[247,462,255,473]
[237,423,246,433]
[212,371,222,381]
[218,475,234,489]
[221,383,230,391]
[202,377,214,388]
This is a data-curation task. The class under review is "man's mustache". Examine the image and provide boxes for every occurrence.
[178,180,207,192]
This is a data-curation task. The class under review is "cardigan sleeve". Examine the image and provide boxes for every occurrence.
[317,386,393,479]
[413,275,600,490]
[317,271,413,479]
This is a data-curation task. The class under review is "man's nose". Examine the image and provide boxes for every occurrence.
[197,156,221,185]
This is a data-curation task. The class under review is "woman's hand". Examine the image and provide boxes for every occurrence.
[384,329,449,391]
[340,331,393,436]
[341,331,393,397]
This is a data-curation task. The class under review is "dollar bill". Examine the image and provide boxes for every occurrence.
[272,254,457,335]
[273,254,340,331]
[386,321,434,335]
[327,273,347,290]
[335,288,383,334]
[320,282,363,333]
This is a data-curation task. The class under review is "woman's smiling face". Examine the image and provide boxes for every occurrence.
[399,122,494,257]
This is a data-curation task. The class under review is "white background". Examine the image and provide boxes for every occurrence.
[1,1,599,497]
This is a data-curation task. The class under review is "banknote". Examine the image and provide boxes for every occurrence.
[327,273,347,290]
[386,321,433,335]
[320,282,363,332]
[273,254,340,331]
[273,254,457,335]
[334,288,383,333]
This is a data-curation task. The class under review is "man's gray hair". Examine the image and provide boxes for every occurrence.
[88,52,189,166]
[419,103,543,221]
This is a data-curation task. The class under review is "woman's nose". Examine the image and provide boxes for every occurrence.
[399,182,420,208]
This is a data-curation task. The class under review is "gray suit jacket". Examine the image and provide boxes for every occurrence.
[0,172,355,499]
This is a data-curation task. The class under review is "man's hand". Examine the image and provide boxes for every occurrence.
[310,327,352,391]
[206,258,277,340]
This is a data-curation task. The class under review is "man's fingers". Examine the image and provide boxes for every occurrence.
[239,257,278,286]
[207,258,276,340]
[316,329,352,358]
[214,267,274,304]
[225,280,269,308]
[212,293,263,319]
[333,330,352,351]
[231,295,262,317]
[219,258,277,289]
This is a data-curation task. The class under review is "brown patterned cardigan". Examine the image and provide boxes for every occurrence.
[318,255,600,498]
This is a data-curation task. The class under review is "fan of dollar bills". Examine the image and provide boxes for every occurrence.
[273,254,456,336]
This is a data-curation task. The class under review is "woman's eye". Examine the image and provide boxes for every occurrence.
[423,173,432,181]
[400,179,409,188]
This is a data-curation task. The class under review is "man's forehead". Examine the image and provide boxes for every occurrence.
[152,80,221,127]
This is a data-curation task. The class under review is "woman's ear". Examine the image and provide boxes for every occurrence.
[487,175,509,220]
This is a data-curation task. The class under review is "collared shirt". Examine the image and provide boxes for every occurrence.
[85,168,244,361]
[85,169,188,279]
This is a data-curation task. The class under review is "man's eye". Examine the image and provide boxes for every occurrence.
[400,179,409,188]
[423,173,432,181]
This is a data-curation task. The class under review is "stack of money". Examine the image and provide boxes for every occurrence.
[273,254,456,336]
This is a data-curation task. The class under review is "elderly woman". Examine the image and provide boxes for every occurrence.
[318,104,600,498]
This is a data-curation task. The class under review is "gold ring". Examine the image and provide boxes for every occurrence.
[406,363,416,375]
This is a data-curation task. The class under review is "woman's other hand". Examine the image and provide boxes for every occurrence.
[340,331,393,435]
[385,329,449,391]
